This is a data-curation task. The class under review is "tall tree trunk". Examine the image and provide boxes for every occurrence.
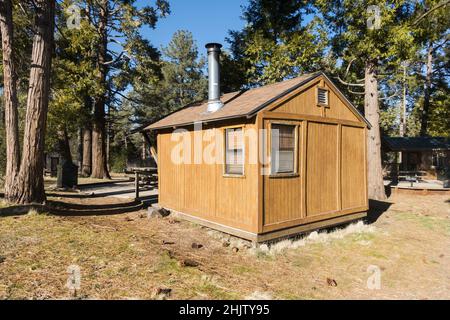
[106,104,110,171]
[420,41,433,137]
[91,0,110,179]
[77,127,83,173]
[142,136,146,160]
[81,127,92,176]
[364,61,386,200]
[0,0,20,202]
[9,0,54,204]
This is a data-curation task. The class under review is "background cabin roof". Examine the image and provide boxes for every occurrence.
[144,71,369,130]
[383,136,450,152]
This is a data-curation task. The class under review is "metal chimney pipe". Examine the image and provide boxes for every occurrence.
[205,43,223,112]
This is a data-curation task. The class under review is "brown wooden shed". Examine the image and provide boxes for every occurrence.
[143,69,370,242]
[144,42,371,243]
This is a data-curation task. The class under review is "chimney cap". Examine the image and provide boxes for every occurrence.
[205,43,222,52]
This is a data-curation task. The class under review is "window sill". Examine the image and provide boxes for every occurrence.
[268,173,299,179]
[223,174,246,179]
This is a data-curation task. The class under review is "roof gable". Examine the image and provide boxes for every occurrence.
[261,74,365,123]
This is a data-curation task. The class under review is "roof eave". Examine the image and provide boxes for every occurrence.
[145,114,255,131]
[246,72,323,118]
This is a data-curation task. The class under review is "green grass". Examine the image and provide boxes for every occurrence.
[193,281,240,299]
[232,265,256,275]
[153,251,183,275]
[394,211,450,234]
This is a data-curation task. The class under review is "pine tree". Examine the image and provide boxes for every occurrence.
[79,0,170,179]
[161,30,207,111]
[132,30,207,123]
[1,0,55,204]
[0,0,20,199]
[48,5,99,170]
[227,0,328,86]
[411,0,449,136]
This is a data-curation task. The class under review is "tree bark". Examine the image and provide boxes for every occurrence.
[90,0,110,179]
[364,61,386,200]
[77,127,83,173]
[81,126,92,176]
[142,136,146,160]
[420,41,433,137]
[9,0,54,204]
[0,0,20,202]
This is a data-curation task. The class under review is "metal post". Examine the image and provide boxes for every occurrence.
[135,171,140,200]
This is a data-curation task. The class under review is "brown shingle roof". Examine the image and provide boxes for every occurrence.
[145,72,320,130]
[144,71,370,130]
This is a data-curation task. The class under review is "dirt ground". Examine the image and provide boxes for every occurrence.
[0,192,449,300]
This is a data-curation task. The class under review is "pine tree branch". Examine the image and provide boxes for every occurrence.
[413,0,450,26]
[102,51,124,65]
[335,76,365,87]
[379,91,400,101]
[343,58,356,78]
[432,36,449,53]
[348,89,365,95]
[108,88,145,105]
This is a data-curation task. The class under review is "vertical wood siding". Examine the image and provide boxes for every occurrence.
[158,122,259,233]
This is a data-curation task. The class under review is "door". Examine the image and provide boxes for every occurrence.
[263,120,304,230]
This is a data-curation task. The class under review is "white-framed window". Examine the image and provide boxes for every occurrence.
[317,87,329,106]
[271,123,297,175]
[224,127,244,175]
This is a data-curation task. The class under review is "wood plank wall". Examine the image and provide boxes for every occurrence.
[158,121,259,233]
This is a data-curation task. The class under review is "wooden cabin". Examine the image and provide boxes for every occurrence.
[382,136,450,180]
[142,44,370,242]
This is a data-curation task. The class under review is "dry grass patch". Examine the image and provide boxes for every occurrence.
[0,193,449,300]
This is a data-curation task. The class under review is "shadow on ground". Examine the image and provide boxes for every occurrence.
[46,194,158,217]
[366,199,392,224]
[46,185,156,199]
[1,192,157,218]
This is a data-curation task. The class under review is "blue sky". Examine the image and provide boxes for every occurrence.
[141,0,248,52]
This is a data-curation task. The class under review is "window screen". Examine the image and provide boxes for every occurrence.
[225,128,244,175]
[271,124,296,174]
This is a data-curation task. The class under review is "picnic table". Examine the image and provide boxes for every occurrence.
[397,171,426,187]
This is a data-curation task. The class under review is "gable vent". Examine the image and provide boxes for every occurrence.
[317,88,329,106]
